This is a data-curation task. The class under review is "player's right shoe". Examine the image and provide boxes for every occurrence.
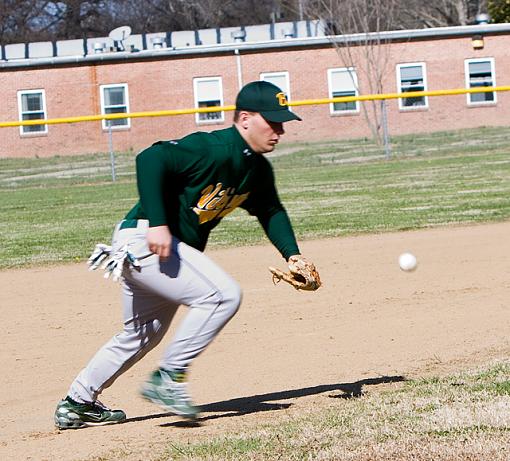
[140,368,200,420]
[54,396,126,429]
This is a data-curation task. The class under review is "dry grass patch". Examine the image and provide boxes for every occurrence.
[160,362,510,461]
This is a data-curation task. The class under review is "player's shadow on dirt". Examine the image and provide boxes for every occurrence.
[130,375,405,427]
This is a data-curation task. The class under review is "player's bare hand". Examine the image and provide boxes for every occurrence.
[146,225,172,260]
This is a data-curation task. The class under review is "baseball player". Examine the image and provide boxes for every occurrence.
[54,81,321,429]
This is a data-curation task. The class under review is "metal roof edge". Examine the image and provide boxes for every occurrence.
[1,23,509,70]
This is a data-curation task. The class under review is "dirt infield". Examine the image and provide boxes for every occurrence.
[1,222,509,461]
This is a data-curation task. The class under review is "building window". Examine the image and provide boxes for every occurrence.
[397,63,428,110]
[100,84,130,129]
[17,90,47,135]
[327,68,359,114]
[193,77,224,123]
[465,58,496,105]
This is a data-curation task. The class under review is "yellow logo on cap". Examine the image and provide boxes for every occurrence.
[276,92,288,106]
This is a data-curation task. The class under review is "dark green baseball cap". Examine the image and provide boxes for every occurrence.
[235,81,302,122]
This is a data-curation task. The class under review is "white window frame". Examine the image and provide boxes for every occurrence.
[193,76,224,124]
[327,68,359,115]
[100,83,130,130]
[396,62,428,110]
[17,89,48,135]
[464,58,497,106]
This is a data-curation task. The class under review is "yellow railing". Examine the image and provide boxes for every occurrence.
[1,86,509,128]
[288,86,510,106]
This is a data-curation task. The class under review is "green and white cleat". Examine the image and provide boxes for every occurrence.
[140,369,200,420]
[54,397,126,429]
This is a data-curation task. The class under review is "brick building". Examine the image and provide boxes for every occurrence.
[1,20,509,158]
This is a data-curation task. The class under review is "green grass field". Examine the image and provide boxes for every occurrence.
[2,126,510,460]
[1,126,509,269]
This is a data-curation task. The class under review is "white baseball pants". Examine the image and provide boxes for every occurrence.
[68,220,242,403]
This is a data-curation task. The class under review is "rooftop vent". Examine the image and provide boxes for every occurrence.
[475,13,490,24]
[93,42,107,53]
[231,30,246,42]
[282,27,295,38]
[151,37,165,49]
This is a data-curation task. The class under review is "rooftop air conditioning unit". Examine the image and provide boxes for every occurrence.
[151,37,165,49]
[475,13,490,24]
[93,42,107,53]
[231,30,246,42]
[283,27,294,38]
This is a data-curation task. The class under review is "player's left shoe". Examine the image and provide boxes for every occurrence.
[140,368,200,420]
[54,396,126,429]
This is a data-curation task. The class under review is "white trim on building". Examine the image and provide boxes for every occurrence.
[99,83,130,130]
[327,67,359,115]
[17,89,48,135]
[396,62,429,110]
[193,76,225,124]
[465,57,497,106]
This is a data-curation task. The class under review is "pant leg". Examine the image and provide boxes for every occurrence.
[125,235,243,371]
[68,220,241,402]
[68,280,178,403]
[159,241,243,370]
[67,221,170,402]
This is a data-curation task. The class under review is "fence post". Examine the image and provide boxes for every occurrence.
[108,124,116,182]
[381,99,391,159]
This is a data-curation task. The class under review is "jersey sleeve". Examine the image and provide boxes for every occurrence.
[135,143,172,227]
[242,158,300,260]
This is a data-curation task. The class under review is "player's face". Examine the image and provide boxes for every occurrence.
[244,112,285,154]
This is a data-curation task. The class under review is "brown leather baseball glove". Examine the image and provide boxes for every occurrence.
[269,255,322,291]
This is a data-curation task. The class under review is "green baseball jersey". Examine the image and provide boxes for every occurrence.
[124,126,299,260]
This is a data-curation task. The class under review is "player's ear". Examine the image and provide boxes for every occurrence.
[237,111,251,129]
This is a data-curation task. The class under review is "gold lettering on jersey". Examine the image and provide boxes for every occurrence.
[193,183,250,224]
[196,183,223,209]
[276,92,288,106]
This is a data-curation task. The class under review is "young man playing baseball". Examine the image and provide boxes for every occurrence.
[54,81,320,429]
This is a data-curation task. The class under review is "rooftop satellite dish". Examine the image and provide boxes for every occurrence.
[109,25,132,51]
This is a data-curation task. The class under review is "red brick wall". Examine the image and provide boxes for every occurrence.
[1,32,509,157]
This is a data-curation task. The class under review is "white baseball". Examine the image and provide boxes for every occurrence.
[398,252,417,272]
